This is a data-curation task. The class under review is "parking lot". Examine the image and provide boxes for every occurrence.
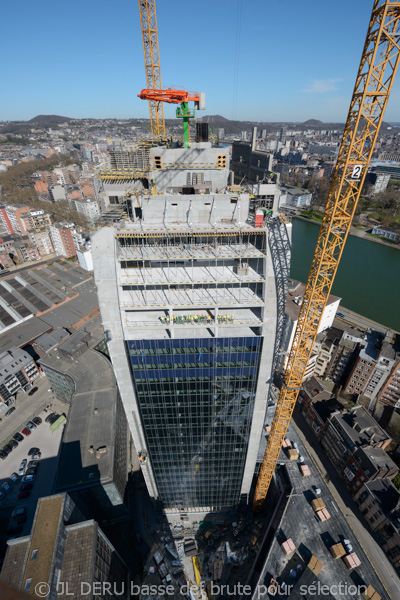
[0,413,64,539]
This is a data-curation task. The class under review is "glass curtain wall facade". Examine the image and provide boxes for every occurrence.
[127,336,262,509]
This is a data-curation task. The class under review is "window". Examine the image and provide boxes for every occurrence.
[31,549,38,560]
[217,155,227,169]
[24,579,32,591]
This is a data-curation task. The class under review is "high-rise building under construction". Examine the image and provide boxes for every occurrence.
[92,133,291,513]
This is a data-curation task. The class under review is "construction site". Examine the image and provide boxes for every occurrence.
[90,1,400,599]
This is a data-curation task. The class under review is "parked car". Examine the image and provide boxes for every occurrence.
[28,386,38,396]
[32,417,42,426]
[18,491,30,500]
[11,507,26,518]
[8,440,18,449]
[21,475,35,483]
[28,447,40,456]
[26,422,36,432]
[7,526,23,535]
[5,406,15,417]
[20,483,33,492]
[19,459,27,476]
[45,413,56,423]
[32,452,41,460]
[15,516,27,524]
[22,428,31,436]
[0,450,7,460]
[10,473,19,482]
[25,468,37,476]
[343,539,353,553]
[13,433,24,442]
[3,445,12,455]
[2,482,11,493]
[27,461,39,469]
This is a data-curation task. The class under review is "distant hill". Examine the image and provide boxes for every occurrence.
[201,115,230,123]
[303,119,324,126]
[28,115,71,124]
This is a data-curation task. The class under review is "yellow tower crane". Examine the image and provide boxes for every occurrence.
[138,0,165,137]
[253,0,400,513]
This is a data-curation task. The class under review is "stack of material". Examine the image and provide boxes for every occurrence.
[343,553,361,569]
[362,585,381,600]
[300,464,311,476]
[311,498,325,512]
[281,539,296,555]
[288,448,299,460]
[282,439,291,448]
[329,543,345,559]
[317,508,331,521]
[308,555,323,576]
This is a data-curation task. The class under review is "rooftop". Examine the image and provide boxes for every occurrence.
[354,446,398,475]
[331,405,391,448]
[50,349,117,491]
[286,282,341,323]
[364,477,400,514]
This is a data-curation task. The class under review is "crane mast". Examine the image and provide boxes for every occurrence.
[138,0,165,136]
[253,0,400,513]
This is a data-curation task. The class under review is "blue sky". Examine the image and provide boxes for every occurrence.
[2,0,400,123]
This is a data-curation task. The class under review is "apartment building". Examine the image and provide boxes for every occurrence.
[321,405,397,495]
[49,224,77,258]
[355,478,400,571]
[282,279,341,380]
[377,359,400,408]
[344,334,398,400]
[297,376,342,438]
[2,204,31,235]
[22,209,52,229]
[29,230,54,256]
[74,197,100,223]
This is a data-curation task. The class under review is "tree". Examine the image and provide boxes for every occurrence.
[394,472,400,491]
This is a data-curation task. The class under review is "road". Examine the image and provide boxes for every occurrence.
[334,305,396,335]
[293,409,400,599]
[0,253,62,276]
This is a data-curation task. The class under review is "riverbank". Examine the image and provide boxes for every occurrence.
[293,215,400,251]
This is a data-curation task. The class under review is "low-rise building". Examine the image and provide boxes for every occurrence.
[39,322,130,519]
[371,225,400,243]
[0,347,40,405]
[279,184,312,209]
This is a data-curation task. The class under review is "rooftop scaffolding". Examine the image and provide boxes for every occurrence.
[123,307,262,329]
[118,264,265,286]
[118,241,265,261]
[119,285,264,308]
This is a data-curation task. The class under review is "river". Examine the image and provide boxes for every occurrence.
[290,219,400,332]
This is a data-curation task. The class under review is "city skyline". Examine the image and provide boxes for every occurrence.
[2,0,400,123]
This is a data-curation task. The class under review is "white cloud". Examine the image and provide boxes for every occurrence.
[303,78,343,94]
